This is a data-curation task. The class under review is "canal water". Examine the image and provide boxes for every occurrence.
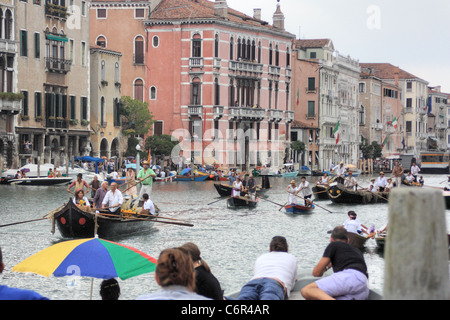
[0,174,449,300]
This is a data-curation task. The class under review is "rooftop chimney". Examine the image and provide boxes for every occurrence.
[273,1,285,30]
[214,0,228,19]
[394,66,400,87]
[253,8,262,20]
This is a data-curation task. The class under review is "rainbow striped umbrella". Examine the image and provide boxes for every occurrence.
[12,237,157,280]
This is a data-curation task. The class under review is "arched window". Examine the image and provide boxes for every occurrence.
[275,44,279,66]
[214,33,219,58]
[269,43,273,65]
[4,9,12,40]
[96,35,106,48]
[214,78,220,106]
[134,79,144,101]
[229,36,234,61]
[150,86,156,100]
[134,36,144,64]
[192,33,202,58]
[0,10,3,40]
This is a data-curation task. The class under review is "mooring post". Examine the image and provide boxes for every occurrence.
[384,188,449,299]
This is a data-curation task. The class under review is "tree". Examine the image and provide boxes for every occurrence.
[360,138,383,159]
[120,96,154,137]
[145,135,178,158]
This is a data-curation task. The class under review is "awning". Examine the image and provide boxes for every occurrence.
[46,34,68,42]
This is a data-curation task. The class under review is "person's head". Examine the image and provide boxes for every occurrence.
[76,189,85,199]
[77,173,82,180]
[269,236,288,253]
[387,178,392,183]
[154,248,195,292]
[110,182,118,191]
[330,226,349,243]
[143,161,149,168]
[143,193,149,201]
[290,180,296,186]
[348,211,357,220]
[348,171,353,176]
[301,176,306,181]
[380,172,384,177]
[180,242,211,273]
[323,172,328,177]
[93,175,98,181]
[340,162,344,166]
[100,278,120,300]
[101,181,108,189]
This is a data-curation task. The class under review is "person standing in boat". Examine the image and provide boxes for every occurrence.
[246,175,257,200]
[333,162,346,184]
[67,173,90,195]
[232,176,243,197]
[137,161,156,206]
[300,226,369,300]
[93,181,109,211]
[392,161,404,188]
[344,171,358,190]
[410,162,421,182]
[375,172,387,192]
[286,180,299,204]
[298,176,313,206]
[102,182,123,215]
[385,178,394,192]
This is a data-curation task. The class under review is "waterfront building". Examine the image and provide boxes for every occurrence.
[360,63,430,157]
[142,0,295,169]
[427,86,449,152]
[15,0,91,167]
[0,0,20,169]
[359,66,403,157]
[89,47,123,159]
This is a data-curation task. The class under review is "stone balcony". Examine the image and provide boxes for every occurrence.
[229,60,263,75]
[285,111,294,123]
[228,107,265,121]
[213,106,224,119]
[0,98,21,114]
[0,39,17,55]
[188,105,203,119]
[189,57,204,70]
[268,109,284,122]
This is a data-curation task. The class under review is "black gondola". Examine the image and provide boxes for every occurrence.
[53,200,157,239]
[226,196,258,209]
[328,183,389,204]
[312,184,329,200]
[8,177,72,186]
[214,183,268,198]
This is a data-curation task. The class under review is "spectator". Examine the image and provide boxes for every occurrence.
[100,279,120,300]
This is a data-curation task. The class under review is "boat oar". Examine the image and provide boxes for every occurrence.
[289,192,332,213]
[96,213,194,227]
[122,172,155,194]
[0,218,49,228]
[253,193,285,208]
[278,202,288,212]
[208,196,231,206]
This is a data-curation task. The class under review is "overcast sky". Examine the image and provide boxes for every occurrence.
[226,0,450,93]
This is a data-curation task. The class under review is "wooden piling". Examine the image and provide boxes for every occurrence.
[384,188,449,300]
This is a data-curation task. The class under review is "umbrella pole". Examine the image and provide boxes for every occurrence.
[90,278,94,300]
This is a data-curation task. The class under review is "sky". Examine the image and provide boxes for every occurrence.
[226,0,450,93]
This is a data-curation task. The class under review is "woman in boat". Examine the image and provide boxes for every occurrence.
[286,180,299,204]
[73,189,91,208]
[125,167,137,196]
[316,172,330,187]
[232,176,243,197]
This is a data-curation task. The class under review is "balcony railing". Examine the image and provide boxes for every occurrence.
[228,107,265,121]
[45,3,68,19]
[213,106,224,119]
[45,118,68,129]
[0,98,22,114]
[229,60,263,74]
[0,39,17,54]
[45,57,72,73]
[188,105,203,118]
[268,109,284,122]
[268,66,281,76]
[285,111,294,123]
[189,57,203,69]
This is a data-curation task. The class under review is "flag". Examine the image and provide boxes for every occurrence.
[333,121,340,144]
[296,88,300,106]
[402,137,405,149]
[392,117,398,129]
[382,136,388,148]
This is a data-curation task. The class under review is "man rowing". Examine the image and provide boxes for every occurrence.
[102,182,123,215]
[137,161,156,206]
[344,171,358,190]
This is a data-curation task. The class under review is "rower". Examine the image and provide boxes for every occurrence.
[246,175,257,201]
[333,162,347,184]
[140,193,156,216]
[232,176,243,197]
[375,172,387,192]
[67,173,90,194]
[344,171,358,190]
[287,180,299,205]
[102,182,124,215]
[298,176,313,207]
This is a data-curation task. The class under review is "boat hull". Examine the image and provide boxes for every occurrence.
[348,232,370,250]
[328,183,389,204]
[285,204,315,214]
[213,183,268,198]
[312,185,329,200]
[174,175,209,182]
[227,196,258,209]
[54,201,155,239]
[8,177,72,186]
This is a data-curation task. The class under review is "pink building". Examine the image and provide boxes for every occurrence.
[143,0,295,169]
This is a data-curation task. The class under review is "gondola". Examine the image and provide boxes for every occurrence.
[312,184,329,200]
[53,200,158,239]
[328,182,389,204]
[226,196,258,209]
[213,183,268,198]
[8,177,73,186]
[347,232,371,250]
[174,175,209,182]
[284,203,315,214]
[402,179,422,187]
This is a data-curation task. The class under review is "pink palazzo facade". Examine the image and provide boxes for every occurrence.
[143,0,295,169]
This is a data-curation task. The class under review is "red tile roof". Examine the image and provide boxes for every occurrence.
[294,39,332,50]
[359,63,426,82]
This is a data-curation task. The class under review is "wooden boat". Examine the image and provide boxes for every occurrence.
[8,177,73,186]
[347,232,371,250]
[402,179,422,187]
[213,183,268,198]
[328,183,389,204]
[227,196,258,209]
[53,200,158,239]
[375,235,386,250]
[277,171,299,178]
[174,175,209,182]
[285,203,315,214]
[312,184,329,200]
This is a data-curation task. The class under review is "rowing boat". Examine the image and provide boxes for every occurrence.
[375,234,386,250]
[8,177,73,186]
[213,183,268,198]
[312,184,329,200]
[347,232,371,250]
[285,203,315,214]
[402,179,422,187]
[227,196,258,209]
[328,183,389,204]
[174,175,209,182]
[53,200,158,239]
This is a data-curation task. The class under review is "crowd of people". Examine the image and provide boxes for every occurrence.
[1,224,371,300]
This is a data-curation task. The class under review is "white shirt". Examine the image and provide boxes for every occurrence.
[344,219,362,234]
[298,181,312,196]
[143,199,156,215]
[376,176,387,187]
[318,176,329,185]
[251,251,298,297]
[344,176,357,188]
[410,165,421,175]
[334,165,347,177]
[287,185,299,204]
[405,174,415,183]
[73,196,90,207]
[102,189,124,212]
